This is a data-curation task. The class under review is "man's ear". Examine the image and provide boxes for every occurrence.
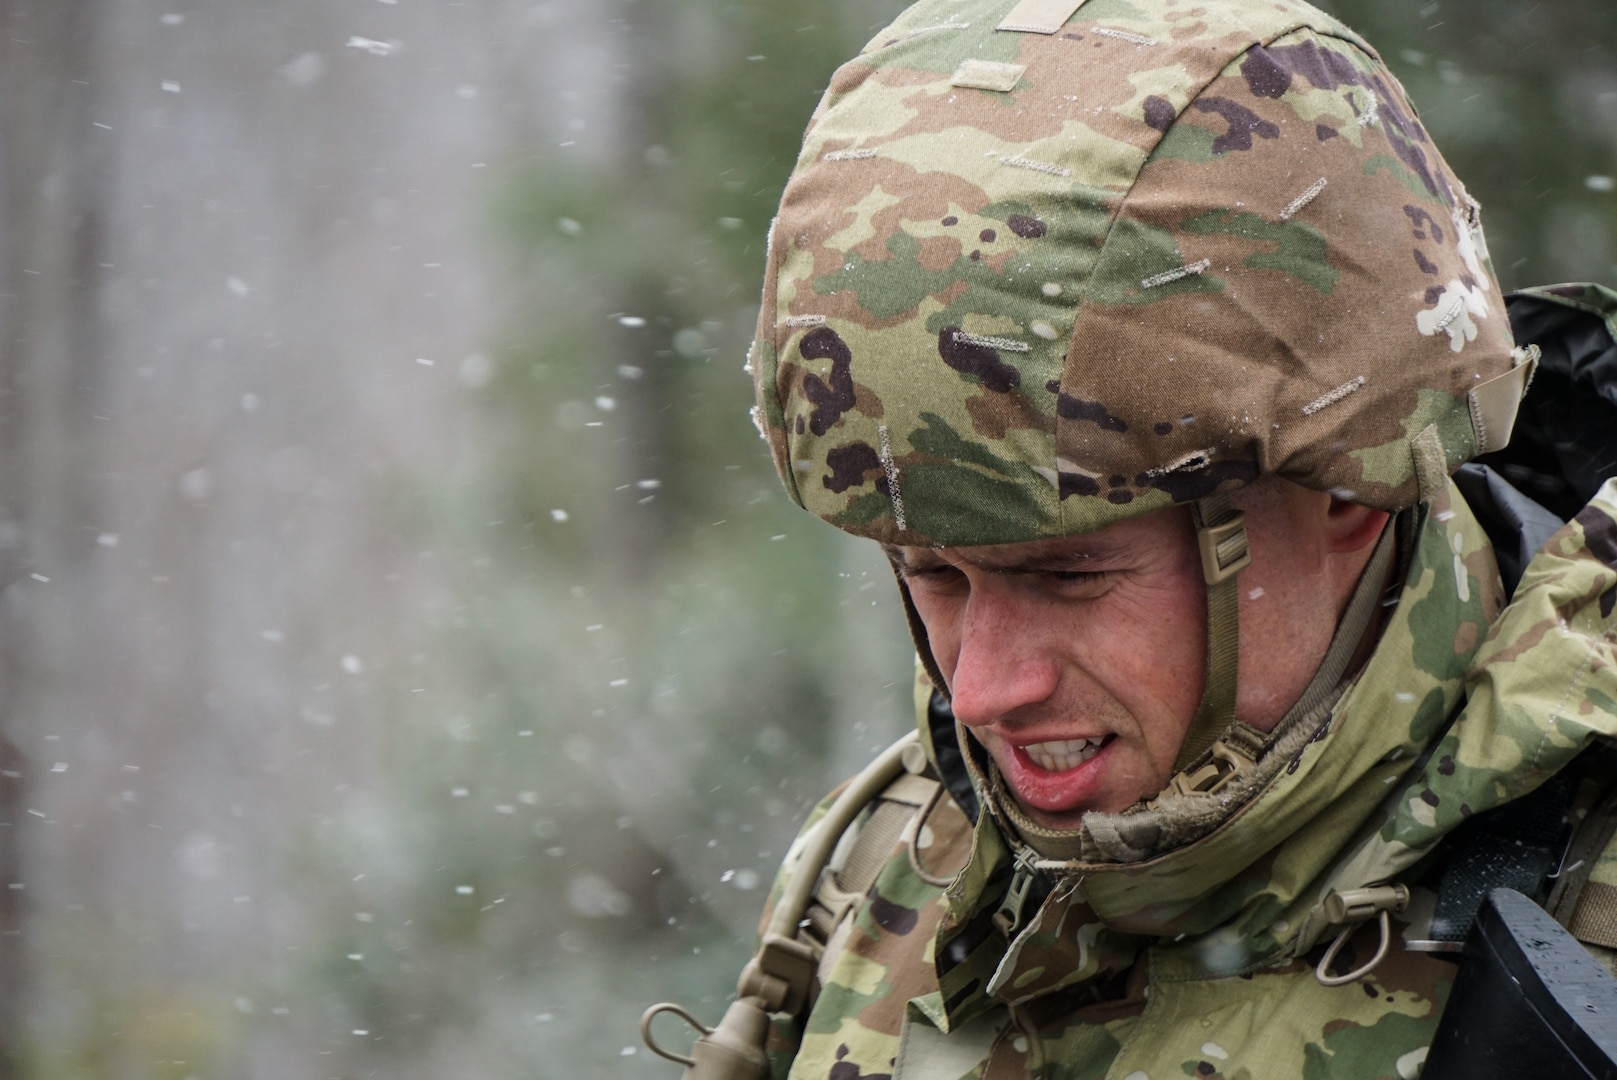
[1324,497,1390,554]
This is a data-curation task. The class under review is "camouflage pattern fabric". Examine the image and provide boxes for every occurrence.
[1516,281,1617,339]
[757,473,1617,1079]
[730,1,1617,1077]
[748,0,1522,547]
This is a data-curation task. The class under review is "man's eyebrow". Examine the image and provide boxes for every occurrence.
[880,545,927,573]
[881,545,1103,574]
[997,551,1100,572]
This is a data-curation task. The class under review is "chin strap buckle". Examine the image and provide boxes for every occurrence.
[1174,493,1250,772]
[1159,739,1256,804]
[1196,508,1251,585]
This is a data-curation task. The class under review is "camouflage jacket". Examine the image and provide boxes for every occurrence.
[760,472,1617,1080]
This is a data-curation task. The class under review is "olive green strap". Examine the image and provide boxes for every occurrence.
[1174,492,1249,773]
[1568,883,1617,949]
[1550,783,1617,947]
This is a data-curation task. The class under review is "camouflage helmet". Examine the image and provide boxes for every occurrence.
[748,0,1537,550]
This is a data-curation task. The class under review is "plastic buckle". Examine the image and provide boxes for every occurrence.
[1323,883,1410,925]
[1197,511,1251,585]
[1164,739,1255,799]
[738,932,821,1016]
[1315,882,1411,987]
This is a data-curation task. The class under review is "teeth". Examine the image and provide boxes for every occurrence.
[1024,737,1105,773]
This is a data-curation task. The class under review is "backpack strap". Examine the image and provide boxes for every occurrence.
[798,769,944,988]
[1549,779,1617,949]
[641,733,934,1076]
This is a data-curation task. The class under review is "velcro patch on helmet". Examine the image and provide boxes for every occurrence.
[996,0,1090,35]
[951,59,1027,93]
[1467,346,1539,455]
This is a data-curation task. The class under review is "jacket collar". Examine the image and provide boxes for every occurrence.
[926,477,1505,1025]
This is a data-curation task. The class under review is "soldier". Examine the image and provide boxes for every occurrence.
[644,0,1617,1076]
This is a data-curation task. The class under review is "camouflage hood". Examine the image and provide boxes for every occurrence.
[749,0,1533,547]
[916,471,1617,1028]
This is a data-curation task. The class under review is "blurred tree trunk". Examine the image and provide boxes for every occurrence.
[0,742,19,1079]
[0,0,107,1072]
[612,3,680,582]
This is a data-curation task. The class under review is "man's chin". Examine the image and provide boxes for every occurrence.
[1011,796,1093,833]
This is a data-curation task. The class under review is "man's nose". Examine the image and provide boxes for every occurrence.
[945,588,1060,728]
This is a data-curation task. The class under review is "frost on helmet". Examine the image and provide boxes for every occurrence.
[749,0,1522,547]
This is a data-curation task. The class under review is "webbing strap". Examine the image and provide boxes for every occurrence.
[1552,768,1617,948]
[794,767,944,1003]
[1174,493,1245,772]
[804,799,916,942]
[766,734,916,943]
[1548,785,1617,924]
[1568,882,1617,949]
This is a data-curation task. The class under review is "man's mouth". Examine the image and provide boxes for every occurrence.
[1021,736,1107,773]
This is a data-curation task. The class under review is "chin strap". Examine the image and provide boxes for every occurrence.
[1174,491,1252,773]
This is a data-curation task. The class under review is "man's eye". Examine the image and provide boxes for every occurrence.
[905,565,964,587]
[1045,569,1108,586]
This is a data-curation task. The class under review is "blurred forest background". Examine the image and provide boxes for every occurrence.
[0,0,1614,1076]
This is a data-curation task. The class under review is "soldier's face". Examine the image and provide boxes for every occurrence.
[886,483,1368,828]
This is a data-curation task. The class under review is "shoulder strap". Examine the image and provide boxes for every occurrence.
[640,735,932,1076]
[746,732,933,1016]
[1549,779,1617,949]
[799,770,944,1000]
[801,771,941,944]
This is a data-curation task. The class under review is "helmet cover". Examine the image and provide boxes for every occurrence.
[749,0,1522,547]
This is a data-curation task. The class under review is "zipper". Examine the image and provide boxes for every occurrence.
[992,848,1042,938]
